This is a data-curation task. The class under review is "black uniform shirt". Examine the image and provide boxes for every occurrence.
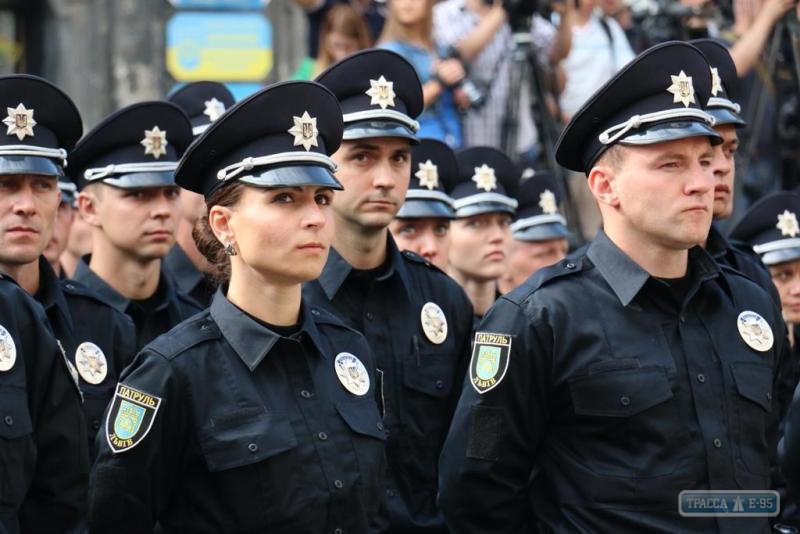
[163,244,214,308]
[74,259,202,350]
[438,231,786,534]
[303,236,473,533]
[0,274,88,534]
[34,257,136,459]
[88,291,386,533]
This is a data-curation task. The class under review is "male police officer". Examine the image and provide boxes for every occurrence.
[0,74,88,534]
[304,49,474,533]
[438,41,788,533]
[165,81,236,307]
[72,102,202,350]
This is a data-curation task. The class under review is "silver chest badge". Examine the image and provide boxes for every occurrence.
[334,352,370,396]
[737,311,774,352]
[75,341,108,385]
[0,323,17,372]
[421,302,448,345]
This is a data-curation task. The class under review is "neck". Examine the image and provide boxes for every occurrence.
[333,217,388,270]
[226,273,302,326]
[89,234,162,299]
[604,225,689,279]
[448,269,497,316]
[60,251,81,279]
[175,219,213,274]
[2,260,40,295]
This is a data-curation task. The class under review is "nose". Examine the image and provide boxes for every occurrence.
[789,276,800,296]
[685,160,713,198]
[488,220,508,243]
[11,184,37,216]
[302,199,327,228]
[417,230,438,260]
[711,145,732,183]
[152,191,176,220]
[372,160,399,191]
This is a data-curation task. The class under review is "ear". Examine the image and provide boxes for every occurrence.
[77,190,102,227]
[587,165,619,208]
[208,205,235,245]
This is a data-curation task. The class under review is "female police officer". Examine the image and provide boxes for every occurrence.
[88,81,387,533]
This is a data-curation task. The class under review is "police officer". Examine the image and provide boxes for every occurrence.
[438,41,788,533]
[0,75,136,461]
[447,146,518,321]
[89,80,387,534]
[42,177,78,276]
[498,170,570,294]
[71,102,202,350]
[305,49,474,533]
[389,138,457,271]
[165,81,236,307]
[0,74,88,534]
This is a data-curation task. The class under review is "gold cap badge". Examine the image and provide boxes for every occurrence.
[666,70,696,108]
[472,164,497,192]
[141,126,168,159]
[287,111,319,152]
[366,75,396,110]
[415,160,439,190]
[4,103,36,141]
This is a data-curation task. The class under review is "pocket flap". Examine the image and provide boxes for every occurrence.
[731,362,773,413]
[336,400,387,441]
[403,354,453,398]
[570,367,673,417]
[0,387,33,439]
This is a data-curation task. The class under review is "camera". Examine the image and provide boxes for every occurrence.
[443,46,489,109]
[484,0,538,31]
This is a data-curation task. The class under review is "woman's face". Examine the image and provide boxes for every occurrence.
[391,0,429,26]
[325,31,361,63]
[220,184,335,286]
[448,211,512,282]
[768,258,800,324]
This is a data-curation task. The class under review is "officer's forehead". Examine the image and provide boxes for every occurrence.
[0,172,58,182]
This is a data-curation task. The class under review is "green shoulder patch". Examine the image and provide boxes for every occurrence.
[469,332,512,394]
[106,383,162,454]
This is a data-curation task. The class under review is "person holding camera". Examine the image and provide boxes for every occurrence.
[378,0,465,148]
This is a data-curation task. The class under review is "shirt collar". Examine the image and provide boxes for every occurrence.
[164,245,206,297]
[705,224,729,260]
[36,256,74,333]
[209,290,328,372]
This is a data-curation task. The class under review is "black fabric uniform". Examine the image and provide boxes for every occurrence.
[304,237,473,533]
[0,274,88,534]
[89,291,386,533]
[438,232,786,533]
[163,244,214,308]
[33,256,136,459]
[74,258,202,351]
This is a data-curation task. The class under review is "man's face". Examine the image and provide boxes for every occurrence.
[330,137,412,231]
[505,237,568,289]
[80,184,179,262]
[768,259,800,324]
[0,173,60,268]
[710,124,738,220]
[42,202,76,267]
[605,136,715,251]
[389,217,450,270]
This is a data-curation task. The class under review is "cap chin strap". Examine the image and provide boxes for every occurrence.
[0,145,67,163]
[598,108,715,145]
[707,97,741,114]
[342,109,420,133]
[216,152,337,182]
[83,162,177,181]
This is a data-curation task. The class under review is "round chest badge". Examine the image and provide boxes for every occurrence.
[0,323,17,372]
[334,352,370,396]
[737,311,774,352]
[420,302,448,345]
[75,341,108,384]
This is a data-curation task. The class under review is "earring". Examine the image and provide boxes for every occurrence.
[224,242,237,257]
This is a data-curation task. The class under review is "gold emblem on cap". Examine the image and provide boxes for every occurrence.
[710,67,723,97]
[366,75,396,109]
[203,97,226,122]
[539,189,557,215]
[416,160,439,190]
[75,341,108,385]
[736,311,774,352]
[334,352,370,396]
[421,302,448,344]
[666,70,696,108]
[287,111,319,152]
[0,323,16,372]
[141,126,168,159]
[472,164,497,192]
[3,103,36,141]
[777,210,800,237]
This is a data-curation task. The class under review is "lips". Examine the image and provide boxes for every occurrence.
[5,225,39,235]
[298,242,325,250]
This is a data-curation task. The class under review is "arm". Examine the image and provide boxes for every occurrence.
[730,0,797,76]
[454,2,509,62]
[549,1,575,63]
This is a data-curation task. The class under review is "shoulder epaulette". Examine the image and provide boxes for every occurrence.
[147,313,218,360]
[400,250,447,275]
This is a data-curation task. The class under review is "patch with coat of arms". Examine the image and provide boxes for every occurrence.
[105,383,162,454]
[469,332,512,394]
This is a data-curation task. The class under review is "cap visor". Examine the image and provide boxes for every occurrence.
[620,121,723,146]
[455,201,516,219]
[343,121,418,143]
[396,199,455,219]
[707,108,746,128]
[762,247,800,266]
[102,171,176,189]
[239,165,343,191]
[513,222,570,242]
[0,155,62,176]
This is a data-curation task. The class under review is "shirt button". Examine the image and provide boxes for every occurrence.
[333,529,343,534]
[619,396,631,407]
[767,392,773,401]
[247,443,259,453]
[311,309,320,316]
[318,431,328,441]
[386,489,395,498]
[92,419,101,430]
[565,262,576,269]
[4,415,12,426]
[376,422,384,431]
[713,438,722,448]
[697,373,705,383]
[300,389,313,399]
[435,380,444,390]
[365,311,374,321]
[679,315,686,323]
[333,479,344,489]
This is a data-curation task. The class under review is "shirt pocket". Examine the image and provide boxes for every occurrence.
[568,366,685,477]
[402,347,454,399]
[336,399,387,497]
[730,362,773,477]
[0,386,35,507]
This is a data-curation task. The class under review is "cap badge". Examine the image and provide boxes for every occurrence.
[0,323,17,372]
[4,103,36,141]
[334,352,370,396]
[203,97,226,122]
[472,164,497,192]
[736,311,774,352]
[421,302,448,344]
[710,67,723,97]
[366,75,396,109]
[415,159,439,190]
[667,70,696,108]
[75,341,108,385]
[776,210,799,237]
[539,189,558,215]
[140,126,168,159]
[287,111,319,151]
